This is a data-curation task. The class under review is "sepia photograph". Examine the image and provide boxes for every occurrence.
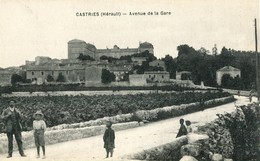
[0,0,259,161]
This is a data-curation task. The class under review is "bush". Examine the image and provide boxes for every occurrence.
[198,103,259,161]
[0,92,232,130]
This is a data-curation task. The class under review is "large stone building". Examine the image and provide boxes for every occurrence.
[216,66,241,85]
[26,66,85,84]
[68,39,96,59]
[68,39,154,60]
[129,71,170,86]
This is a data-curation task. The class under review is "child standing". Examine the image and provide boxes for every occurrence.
[185,120,192,133]
[176,118,188,138]
[33,110,47,159]
[103,121,115,158]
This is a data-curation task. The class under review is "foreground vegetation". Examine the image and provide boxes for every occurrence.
[0,91,231,130]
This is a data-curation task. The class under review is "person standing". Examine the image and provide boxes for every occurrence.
[176,118,188,138]
[185,120,192,134]
[1,100,26,158]
[103,121,115,158]
[33,110,47,159]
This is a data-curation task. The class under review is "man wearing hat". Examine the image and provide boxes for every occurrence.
[1,100,26,158]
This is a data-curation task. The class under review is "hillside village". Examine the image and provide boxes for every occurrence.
[0,39,256,90]
[0,39,192,87]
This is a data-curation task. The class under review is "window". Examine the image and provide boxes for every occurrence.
[32,72,34,75]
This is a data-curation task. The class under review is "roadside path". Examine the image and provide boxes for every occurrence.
[0,96,255,161]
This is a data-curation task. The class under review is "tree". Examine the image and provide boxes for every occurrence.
[56,73,66,82]
[162,55,177,79]
[78,53,95,61]
[181,73,191,80]
[101,69,115,84]
[119,55,132,62]
[11,74,24,85]
[100,55,118,63]
[132,50,157,62]
[177,44,197,57]
[46,75,54,82]
[221,74,234,88]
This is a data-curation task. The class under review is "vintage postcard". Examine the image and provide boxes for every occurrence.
[0,0,259,161]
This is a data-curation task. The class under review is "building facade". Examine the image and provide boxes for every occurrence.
[26,66,85,84]
[144,71,170,83]
[216,66,241,85]
[68,39,96,60]
[68,39,154,60]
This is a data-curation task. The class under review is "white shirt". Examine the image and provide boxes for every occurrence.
[33,120,47,131]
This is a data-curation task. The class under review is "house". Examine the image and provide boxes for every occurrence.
[144,71,170,83]
[216,66,241,85]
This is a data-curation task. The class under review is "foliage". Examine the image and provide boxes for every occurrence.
[56,73,66,82]
[77,53,95,61]
[221,74,242,90]
[119,55,132,62]
[100,55,118,63]
[46,75,55,82]
[11,74,24,86]
[0,92,231,130]
[131,50,157,62]
[101,69,116,84]
[199,103,260,161]
[181,73,191,80]
[161,55,177,79]
[167,44,256,89]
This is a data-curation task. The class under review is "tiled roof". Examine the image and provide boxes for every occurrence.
[217,66,240,72]
[68,39,86,43]
[144,71,169,74]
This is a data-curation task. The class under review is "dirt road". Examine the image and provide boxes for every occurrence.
[0,96,254,161]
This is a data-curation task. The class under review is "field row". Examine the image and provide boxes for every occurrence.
[0,91,231,130]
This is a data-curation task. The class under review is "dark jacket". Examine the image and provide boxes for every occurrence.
[103,128,115,149]
[1,108,23,133]
[176,124,187,138]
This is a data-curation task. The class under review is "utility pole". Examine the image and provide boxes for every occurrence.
[255,18,259,101]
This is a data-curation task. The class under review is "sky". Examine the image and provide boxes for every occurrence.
[0,0,259,68]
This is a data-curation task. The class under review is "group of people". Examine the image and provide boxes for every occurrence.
[0,100,116,159]
[1,100,195,159]
[176,118,192,138]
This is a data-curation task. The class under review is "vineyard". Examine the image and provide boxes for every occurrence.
[0,91,231,130]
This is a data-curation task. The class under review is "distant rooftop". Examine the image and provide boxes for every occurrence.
[217,66,240,72]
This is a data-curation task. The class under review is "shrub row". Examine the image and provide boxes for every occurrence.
[0,84,219,94]
[48,96,234,131]
[0,91,231,130]
[197,102,259,161]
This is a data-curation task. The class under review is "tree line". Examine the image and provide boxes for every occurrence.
[162,44,256,90]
